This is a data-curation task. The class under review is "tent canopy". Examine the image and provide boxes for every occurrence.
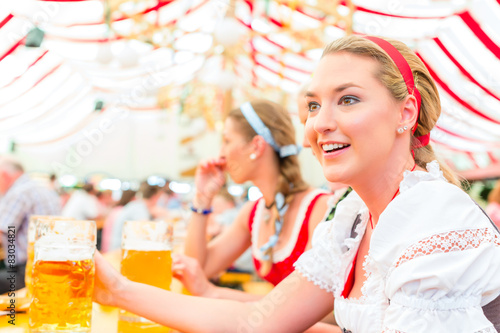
[1,0,499,182]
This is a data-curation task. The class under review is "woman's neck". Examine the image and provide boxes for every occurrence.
[252,167,281,207]
[352,156,415,226]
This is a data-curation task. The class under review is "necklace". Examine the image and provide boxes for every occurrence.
[265,201,275,210]
[260,192,289,260]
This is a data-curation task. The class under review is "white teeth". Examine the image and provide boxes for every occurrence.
[321,143,347,152]
[322,144,335,151]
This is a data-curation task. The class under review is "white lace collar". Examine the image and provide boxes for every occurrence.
[399,160,447,193]
[316,161,446,297]
[335,160,446,250]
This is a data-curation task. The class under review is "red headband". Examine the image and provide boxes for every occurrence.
[364,36,430,148]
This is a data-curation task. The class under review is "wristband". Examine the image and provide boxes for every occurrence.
[190,203,212,215]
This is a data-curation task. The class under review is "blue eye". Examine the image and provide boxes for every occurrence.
[339,96,359,106]
[308,102,320,112]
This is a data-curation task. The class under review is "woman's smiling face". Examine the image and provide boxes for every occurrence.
[305,52,402,186]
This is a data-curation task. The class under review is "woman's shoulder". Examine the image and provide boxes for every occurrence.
[393,160,474,219]
[399,160,458,193]
[371,161,495,271]
[297,187,330,202]
[292,187,329,215]
[240,199,261,216]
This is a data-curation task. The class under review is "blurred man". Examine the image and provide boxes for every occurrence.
[62,183,99,220]
[109,183,168,251]
[0,156,61,293]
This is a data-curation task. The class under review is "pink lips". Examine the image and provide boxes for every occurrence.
[322,146,349,159]
[319,142,350,159]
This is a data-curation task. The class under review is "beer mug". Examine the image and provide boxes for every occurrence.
[25,215,73,301]
[119,220,172,332]
[120,220,173,289]
[29,220,96,332]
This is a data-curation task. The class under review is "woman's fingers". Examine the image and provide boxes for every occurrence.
[172,254,187,278]
[170,254,210,297]
[93,251,128,306]
[198,158,226,174]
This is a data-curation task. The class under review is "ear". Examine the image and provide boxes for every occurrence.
[398,94,419,131]
[250,135,267,158]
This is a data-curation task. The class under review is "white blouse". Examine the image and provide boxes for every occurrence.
[294,161,500,333]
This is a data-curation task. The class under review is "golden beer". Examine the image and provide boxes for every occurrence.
[119,249,172,333]
[121,249,172,289]
[119,221,172,331]
[25,216,74,300]
[29,258,94,332]
[29,219,96,332]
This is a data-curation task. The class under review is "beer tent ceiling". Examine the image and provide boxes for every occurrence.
[0,0,499,180]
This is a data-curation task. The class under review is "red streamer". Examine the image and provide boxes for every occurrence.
[418,53,500,125]
[488,152,498,164]
[433,37,500,102]
[0,37,25,62]
[431,137,484,154]
[435,125,500,147]
[0,13,13,29]
[466,151,480,169]
[1,50,49,89]
[352,4,451,20]
[459,11,500,60]
[0,62,63,108]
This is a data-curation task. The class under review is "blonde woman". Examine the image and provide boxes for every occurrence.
[93,36,500,332]
[182,99,330,296]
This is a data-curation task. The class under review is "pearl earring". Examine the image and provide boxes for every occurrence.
[403,126,408,131]
[397,128,404,134]
[250,153,256,160]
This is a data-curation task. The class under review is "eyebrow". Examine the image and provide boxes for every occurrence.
[305,82,362,98]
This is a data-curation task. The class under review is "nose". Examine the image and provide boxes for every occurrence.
[313,103,337,135]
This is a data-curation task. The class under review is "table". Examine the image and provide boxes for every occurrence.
[0,251,273,332]
[0,300,138,332]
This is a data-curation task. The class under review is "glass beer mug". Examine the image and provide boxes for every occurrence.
[29,219,96,332]
[25,215,73,301]
[119,220,172,332]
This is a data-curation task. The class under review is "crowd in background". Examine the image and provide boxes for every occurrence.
[0,155,262,294]
[0,146,499,296]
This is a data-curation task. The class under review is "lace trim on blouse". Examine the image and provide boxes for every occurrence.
[294,191,369,296]
[393,228,500,269]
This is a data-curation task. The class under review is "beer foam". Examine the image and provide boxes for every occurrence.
[122,220,172,242]
[35,242,94,262]
[121,240,171,251]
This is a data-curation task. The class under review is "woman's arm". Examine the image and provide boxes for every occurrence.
[183,158,227,267]
[173,253,264,302]
[202,201,255,277]
[185,201,255,278]
[183,206,212,266]
[94,251,335,333]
